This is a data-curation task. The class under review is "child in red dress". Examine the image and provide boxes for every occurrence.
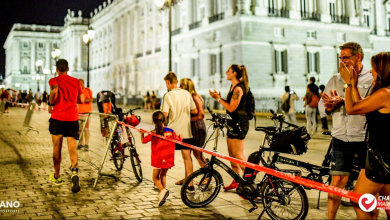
[140,111,183,207]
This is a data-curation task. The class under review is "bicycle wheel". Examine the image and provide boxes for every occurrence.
[113,149,124,171]
[261,178,308,220]
[129,148,143,182]
[180,169,222,208]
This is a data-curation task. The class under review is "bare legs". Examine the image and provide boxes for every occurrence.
[328,175,349,219]
[153,169,168,191]
[51,135,78,178]
[182,149,194,183]
[227,137,246,175]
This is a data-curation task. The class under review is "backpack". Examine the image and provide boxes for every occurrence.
[309,94,319,108]
[245,88,255,120]
[281,94,291,112]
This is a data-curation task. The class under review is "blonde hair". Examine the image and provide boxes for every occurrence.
[180,78,204,103]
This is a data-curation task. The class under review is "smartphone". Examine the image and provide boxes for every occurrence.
[290,90,295,94]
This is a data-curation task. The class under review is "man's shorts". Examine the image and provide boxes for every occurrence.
[49,118,79,140]
[330,138,367,176]
[78,113,91,131]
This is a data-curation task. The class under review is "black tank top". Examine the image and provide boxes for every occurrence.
[366,110,390,155]
[226,82,247,121]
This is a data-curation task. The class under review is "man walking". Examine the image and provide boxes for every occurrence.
[77,79,93,150]
[280,86,299,125]
[319,42,372,219]
[48,59,85,193]
[161,72,198,186]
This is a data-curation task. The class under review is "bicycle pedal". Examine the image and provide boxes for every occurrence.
[248,206,258,213]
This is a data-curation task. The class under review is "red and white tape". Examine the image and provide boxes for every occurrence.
[118,121,363,203]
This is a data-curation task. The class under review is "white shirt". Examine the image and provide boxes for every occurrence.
[280,92,299,114]
[161,88,197,138]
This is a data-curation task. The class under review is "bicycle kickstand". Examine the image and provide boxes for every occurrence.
[317,190,321,209]
[258,203,271,220]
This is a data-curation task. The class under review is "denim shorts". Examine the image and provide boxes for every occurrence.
[330,138,367,176]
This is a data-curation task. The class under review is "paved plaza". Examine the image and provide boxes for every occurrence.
[0,106,387,219]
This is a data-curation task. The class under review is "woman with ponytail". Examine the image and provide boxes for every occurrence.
[140,111,183,207]
[209,64,249,190]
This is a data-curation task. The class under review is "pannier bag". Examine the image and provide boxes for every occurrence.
[269,127,310,155]
[243,152,261,182]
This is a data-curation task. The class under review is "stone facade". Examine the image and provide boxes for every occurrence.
[4,0,390,102]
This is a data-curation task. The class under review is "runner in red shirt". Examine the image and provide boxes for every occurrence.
[77,79,93,150]
[47,59,85,193]
[140,111,183,207]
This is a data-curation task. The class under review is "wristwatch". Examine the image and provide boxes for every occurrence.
[217,98,221,102]
[344,84,352,89]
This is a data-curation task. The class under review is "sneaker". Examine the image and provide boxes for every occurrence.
[158,189,170,207]
[49,173,64,185]
[84,145,89,151]
[71,169,81,193]
[77,144,84,150]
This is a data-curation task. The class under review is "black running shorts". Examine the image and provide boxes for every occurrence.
[49,118,79,140]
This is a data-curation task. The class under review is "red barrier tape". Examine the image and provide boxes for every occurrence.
[117,121,363,203]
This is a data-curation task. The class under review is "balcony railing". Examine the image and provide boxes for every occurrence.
[268,8,289,18]
[155,48,161,53]
[301,12,321,21]
[386,30,390,37]
[21,71,29,74]
[146,50,152,55]
[331,15,349,24]
[189,21,202,30]
[171,28,182,36]
[370,28,377,35]
[209,13,225,24]
[135,53,143,58]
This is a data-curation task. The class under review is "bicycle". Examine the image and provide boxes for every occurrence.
[106,107,143,182]
[180,106,309,220]
[257,110,360,208]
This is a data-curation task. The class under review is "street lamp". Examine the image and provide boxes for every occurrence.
[51,48,61,77]
[155,0,182,72]
[35,60,43,92]
[43,68,51,92]
[83,28,95,88]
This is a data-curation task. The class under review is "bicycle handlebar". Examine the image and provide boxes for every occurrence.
[206,106,235,134]
[123,107,141,116]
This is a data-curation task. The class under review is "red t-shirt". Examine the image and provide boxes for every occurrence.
[49,74,83,121]
[142,127,182,169]
[78,87,93,113]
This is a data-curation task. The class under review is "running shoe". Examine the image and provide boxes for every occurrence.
[84,145,89,151]
[158,189,170,207]
[77,144,84,150]
[49,173,64,185]
[71,169,81,193]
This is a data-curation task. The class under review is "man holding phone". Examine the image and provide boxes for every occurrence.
[318,42,373,219]
[48,59,85,193]
[281,86,299,124]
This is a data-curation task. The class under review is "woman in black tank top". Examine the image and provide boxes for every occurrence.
[209,64,249,190]
[341,52,390,219]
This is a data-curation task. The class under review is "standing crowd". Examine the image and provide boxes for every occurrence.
[4,40,389,219]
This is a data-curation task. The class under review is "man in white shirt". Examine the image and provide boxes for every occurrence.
[161,72,198,186]
[281,86,299,125]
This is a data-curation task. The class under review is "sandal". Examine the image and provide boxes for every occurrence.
[175,179,184,185]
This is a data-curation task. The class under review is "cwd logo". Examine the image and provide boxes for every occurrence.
[359,194,377,212]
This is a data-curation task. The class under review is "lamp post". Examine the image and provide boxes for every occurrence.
[34,60,43,92]
[83,28,95,88]
[43,68,51,92]
[51,48,61,77]
[155,0,182,72]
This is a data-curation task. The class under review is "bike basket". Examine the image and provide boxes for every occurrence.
[268,127,310,155]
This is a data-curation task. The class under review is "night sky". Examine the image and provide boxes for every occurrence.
[0,0,105,80]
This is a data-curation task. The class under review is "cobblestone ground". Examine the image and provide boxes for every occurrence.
[0,106,387,219]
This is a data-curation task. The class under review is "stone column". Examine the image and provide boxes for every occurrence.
[317,0,331,22]
[185,0,193,32]
[288,0,301,19]
[345,0,359,25]
[128,13,132,56]
[202,0,213,26]
[134,10,138,56]
[152,7,157,53]
[12,40,21,74]
[226,0,237,17]
[240,0,253,14]
[253,0,267,16]
[143,6,147,55]
[375,0,385,36]
[45,42,50,69]
[31,40,36,75]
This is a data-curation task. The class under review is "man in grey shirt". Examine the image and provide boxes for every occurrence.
[319,42,373,219]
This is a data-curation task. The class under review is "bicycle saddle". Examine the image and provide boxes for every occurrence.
[255,126,277,135]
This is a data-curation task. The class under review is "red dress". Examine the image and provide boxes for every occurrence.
[142,127,181,169]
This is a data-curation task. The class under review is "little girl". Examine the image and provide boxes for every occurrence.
[140,111,183,207]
